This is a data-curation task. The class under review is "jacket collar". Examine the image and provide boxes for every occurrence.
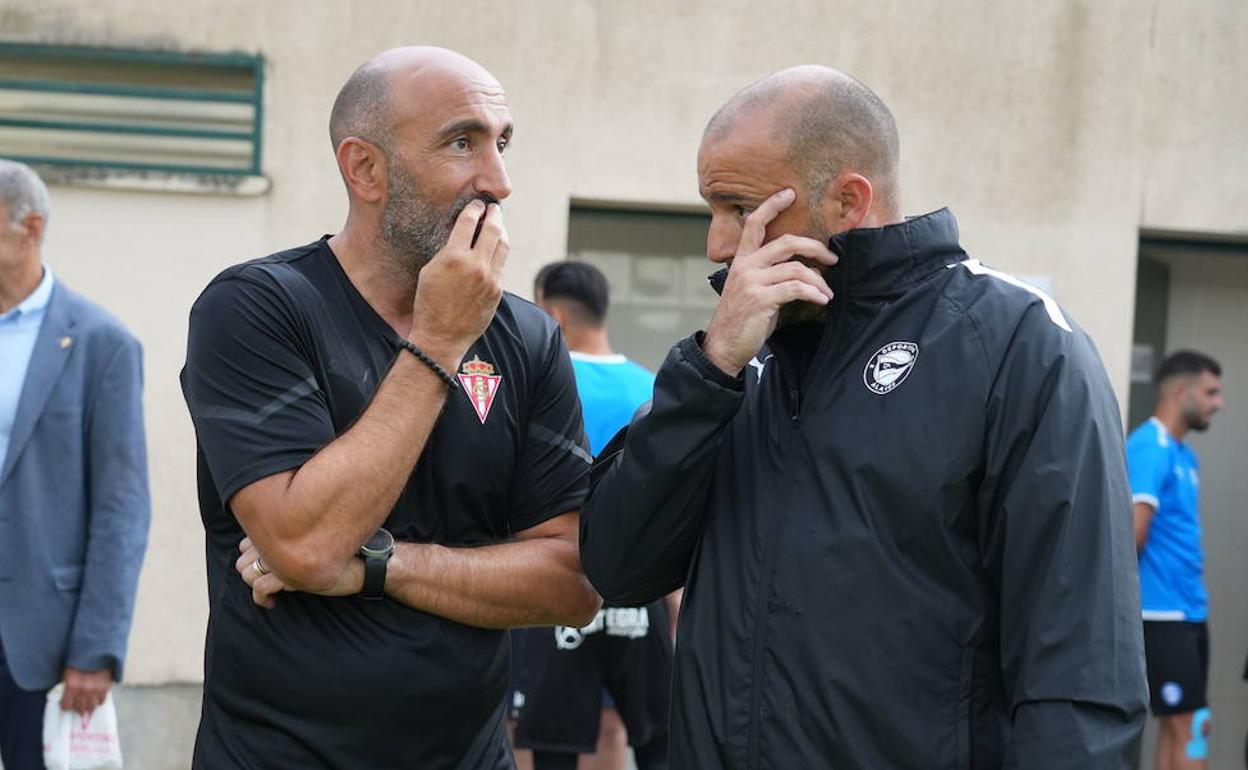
[824,208,965,300]
[708,208,965,302]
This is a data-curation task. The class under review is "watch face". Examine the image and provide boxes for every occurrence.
[361,527,394,557]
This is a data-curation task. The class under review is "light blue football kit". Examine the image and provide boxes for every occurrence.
[1127,417,1206,621]
[569,352,655,456]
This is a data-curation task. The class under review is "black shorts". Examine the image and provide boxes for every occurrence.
[512,602,672,754]
[1143,620,1209,716]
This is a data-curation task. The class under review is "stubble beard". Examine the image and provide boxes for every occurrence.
[1181,391,1214,433]
[380,162,481,280]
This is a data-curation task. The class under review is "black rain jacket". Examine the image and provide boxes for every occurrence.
[580,209,1147,769]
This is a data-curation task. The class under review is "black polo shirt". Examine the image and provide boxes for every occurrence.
[181,238,590,769]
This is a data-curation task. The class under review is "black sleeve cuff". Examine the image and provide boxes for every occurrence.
[681,333,745,392]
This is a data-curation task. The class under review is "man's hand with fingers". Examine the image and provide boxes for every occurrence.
[408,199,510,371]
[236,536,363,608]
[701,188,838,377]
[60,667,112,715]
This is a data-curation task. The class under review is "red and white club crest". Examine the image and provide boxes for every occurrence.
[457,355,502,424]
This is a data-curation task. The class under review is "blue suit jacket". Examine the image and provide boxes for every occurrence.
[0,281,150,690]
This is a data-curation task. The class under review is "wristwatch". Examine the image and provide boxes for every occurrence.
[358,527,395,601]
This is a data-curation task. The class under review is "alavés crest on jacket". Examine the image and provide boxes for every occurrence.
[863,341,919,395]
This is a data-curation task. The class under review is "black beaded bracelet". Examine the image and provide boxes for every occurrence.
[396,338,459,389]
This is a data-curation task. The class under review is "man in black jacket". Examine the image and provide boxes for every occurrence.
[580,65,1148,768]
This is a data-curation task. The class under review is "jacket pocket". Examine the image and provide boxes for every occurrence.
[52,565,83,592]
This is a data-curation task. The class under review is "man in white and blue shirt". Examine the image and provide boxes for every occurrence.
[1128,349,1224,770]
[0,160,150,770]
[0,256,54,470]
[0,162,60,770]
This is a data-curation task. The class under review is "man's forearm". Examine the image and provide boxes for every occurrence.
[1132,502,1154,552]
[237,353,451,588]
[384,536,601,629]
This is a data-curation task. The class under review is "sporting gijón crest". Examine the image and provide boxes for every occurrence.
[458,355,502,424]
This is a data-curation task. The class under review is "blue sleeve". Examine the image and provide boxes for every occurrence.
[68,334,151,680]
[1126,430,1167,509]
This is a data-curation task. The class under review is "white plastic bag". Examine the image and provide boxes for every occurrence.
[41,684,124,770]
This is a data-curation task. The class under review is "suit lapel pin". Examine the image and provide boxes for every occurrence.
[59,336,73,350]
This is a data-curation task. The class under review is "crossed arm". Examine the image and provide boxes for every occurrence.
[237,511,598,629]
[228,350,598,629]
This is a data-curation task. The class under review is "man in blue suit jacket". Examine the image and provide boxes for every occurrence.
[0,160,150,768]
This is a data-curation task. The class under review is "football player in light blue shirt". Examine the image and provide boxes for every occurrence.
[1128,350,1223,770]
[534,262,655,455]
[518,261,669,770]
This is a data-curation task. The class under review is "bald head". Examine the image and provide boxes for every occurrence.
[328,46,500,154]
[706,66,900,216]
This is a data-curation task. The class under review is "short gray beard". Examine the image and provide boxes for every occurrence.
[380,161,478,279]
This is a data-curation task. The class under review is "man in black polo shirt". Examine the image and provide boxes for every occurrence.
[180,47,601,769]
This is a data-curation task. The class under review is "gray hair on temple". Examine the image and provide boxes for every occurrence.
[0,159,52,230]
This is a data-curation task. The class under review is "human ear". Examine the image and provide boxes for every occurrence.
[832,172,874,231]
[336,138,387,205]
[21,212,46,245]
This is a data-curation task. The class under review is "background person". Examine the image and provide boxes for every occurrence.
[1128,350,1224,770]
[534,261,656,456]
[509,261,670,770]
[0,159,150,769]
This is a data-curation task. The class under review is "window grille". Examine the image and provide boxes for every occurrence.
[0,42,264,177]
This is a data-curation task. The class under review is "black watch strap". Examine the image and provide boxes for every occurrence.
[361,552,390,601]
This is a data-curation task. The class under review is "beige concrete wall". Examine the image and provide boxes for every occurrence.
[1140,2,1248,235]
[40,187,268,683]
[2,0,1245,685]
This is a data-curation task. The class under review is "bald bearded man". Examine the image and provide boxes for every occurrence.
[581,66,1148,768]
[181,47,600,769]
